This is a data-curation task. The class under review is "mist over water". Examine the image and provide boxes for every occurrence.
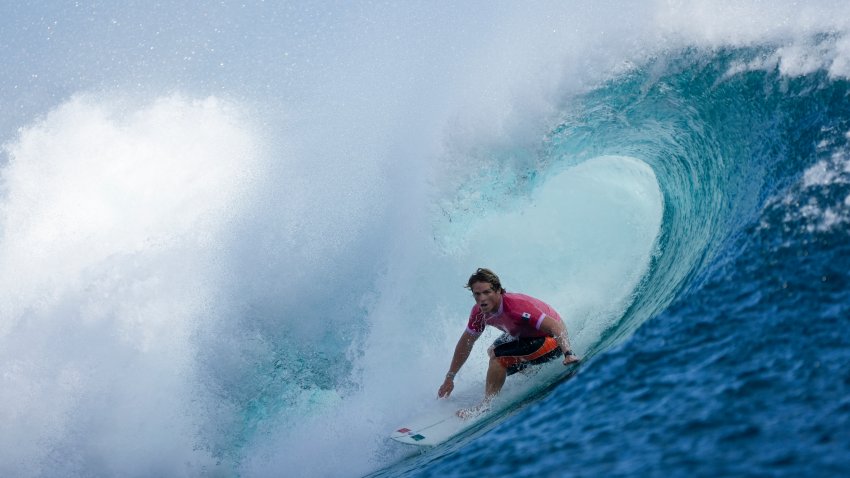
[3,2,850,477]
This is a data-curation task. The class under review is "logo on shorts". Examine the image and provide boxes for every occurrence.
[521,312,531,322]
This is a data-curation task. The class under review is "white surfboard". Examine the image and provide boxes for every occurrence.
[390,400,489,446]
[391,359,579,447]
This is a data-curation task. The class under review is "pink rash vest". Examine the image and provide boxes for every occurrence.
[466,292,562,338]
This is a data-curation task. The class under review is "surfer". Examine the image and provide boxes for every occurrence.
[437,268,580,418]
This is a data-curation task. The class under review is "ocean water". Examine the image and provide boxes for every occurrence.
[1,2,849,477]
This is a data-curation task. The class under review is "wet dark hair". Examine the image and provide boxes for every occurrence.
[465,268,506,293]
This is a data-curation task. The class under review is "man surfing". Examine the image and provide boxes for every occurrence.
[437,268,580,418]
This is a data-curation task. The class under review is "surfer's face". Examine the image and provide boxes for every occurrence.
[471,281,501,314]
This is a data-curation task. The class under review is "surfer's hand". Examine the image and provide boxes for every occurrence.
[438,378,454,398]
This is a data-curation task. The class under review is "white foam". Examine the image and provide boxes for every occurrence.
[779,142,850,233]
[653,2,850,79]
[0,94,261,476]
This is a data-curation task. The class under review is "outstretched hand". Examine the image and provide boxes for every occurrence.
[438,378,454,398]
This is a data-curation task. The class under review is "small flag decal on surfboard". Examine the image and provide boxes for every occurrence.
[395,428,426,441]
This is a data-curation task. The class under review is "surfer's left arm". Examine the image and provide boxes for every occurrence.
[539,315,580,365]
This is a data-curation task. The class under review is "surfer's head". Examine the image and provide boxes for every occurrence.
[466,268,506,294]
[467,268,505,314]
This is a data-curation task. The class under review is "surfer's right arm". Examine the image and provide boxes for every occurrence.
[438,331,479,398]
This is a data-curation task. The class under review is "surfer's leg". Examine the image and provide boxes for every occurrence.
[484,334,513,398]
[485,355,508,399]
[483,335,552,399]
[456,358,504,419]
[455,337,509,420]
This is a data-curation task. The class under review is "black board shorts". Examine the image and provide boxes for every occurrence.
[492,334,562,375]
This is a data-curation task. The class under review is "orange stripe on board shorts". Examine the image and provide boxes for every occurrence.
[493,335,561,375]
